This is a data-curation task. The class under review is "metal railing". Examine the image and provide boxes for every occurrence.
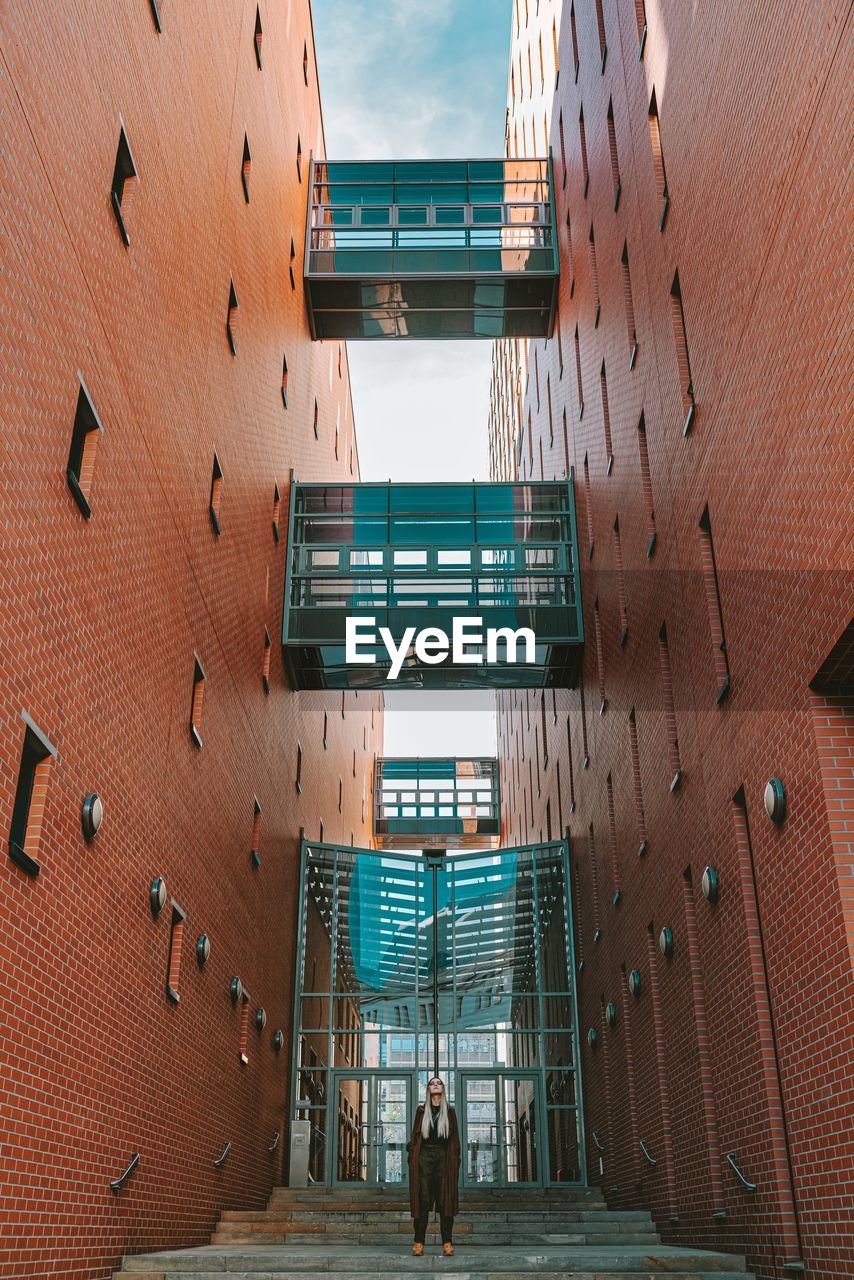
[213,1141,232,1168]
[110,1152,140,1193]
[726,1151,757,1193]
[639,1139,657,1167]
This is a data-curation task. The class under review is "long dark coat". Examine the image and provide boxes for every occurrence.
[406,1103,461,1218]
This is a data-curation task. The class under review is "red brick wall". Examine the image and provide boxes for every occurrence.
[0,2,381,1276]
[492,1,852,1276]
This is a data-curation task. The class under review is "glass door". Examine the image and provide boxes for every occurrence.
[332,1071,413,1186]
[460,1071,541,1187]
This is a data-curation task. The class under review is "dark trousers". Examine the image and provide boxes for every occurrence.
[413,1209,454,1245]
[414,1142,453,1243]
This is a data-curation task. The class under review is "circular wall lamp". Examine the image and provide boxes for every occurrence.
[587,1027,598,1049]
[701,866,720,904]
[659,926,674,959]
[230,976,244,1006]
[273,1029,284,1052]
[81,793,104,841]
[196,934,211,967]
[764,778,786,824]
[605,1001,618,1028]
[149,876,167,918]
[256,1007,267,1033]
[628,968,642,998]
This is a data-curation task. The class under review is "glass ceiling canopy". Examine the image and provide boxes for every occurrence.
[281,481,584,690]
[304,159,559,340]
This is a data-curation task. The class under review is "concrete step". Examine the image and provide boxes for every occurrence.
[212,1230,662,1246]
[217,1209,653,1226]
[118,1243,750,1275]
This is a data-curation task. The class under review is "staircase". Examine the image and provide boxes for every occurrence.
[115,1185,754,1279]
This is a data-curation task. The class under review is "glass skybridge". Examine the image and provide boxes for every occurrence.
[281,480,584,690]
[304,159,559,339]
[374,757,500,851]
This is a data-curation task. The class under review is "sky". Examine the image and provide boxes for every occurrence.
[312,0,512,756]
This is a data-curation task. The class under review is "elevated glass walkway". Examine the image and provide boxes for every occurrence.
[374,757,500,850]
[281,480,584,690]
[304,159,559,339]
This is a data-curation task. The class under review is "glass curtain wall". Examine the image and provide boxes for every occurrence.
[292,838,583,1186]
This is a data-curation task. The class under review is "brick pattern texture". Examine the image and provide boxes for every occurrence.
[490,1,853,1277]
[0,1,381,1276]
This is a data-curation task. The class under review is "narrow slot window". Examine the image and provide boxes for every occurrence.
[574,326,584,418]
[296,742,303,794]
[698,507,731,702]
[593,596,607,713]
[637,413,656,556]
[562,408,570,479]
[621,243,638,368]
[67,378,104,518]
[338,778,343,813]
[322,711,328,749]
[552,17,559,75]
[583,453,594,556]
[8,718,56,878]
[149,0,162,33]
[594,0,607,70]
[209,452,223,534]
[636,0,648,57]
[281,355,289,407]
[579,679,590,768]
[565,716,576,812]
[110,122,138,247]
[629,709,647,854]
[578,108,589,197]
[253,6,263,68]
[272,483,281,541]
[303,41,309,84]
[226,279,238,355]
[262,627,271,694]
[313,398,319,440]
[289,237,296,289]
[250,799,262,866]
[670,271,695,433]
[190,658,206,748]
[335,407,340,459]
[241,134,251,203]
[588,225,600,326]
[541,693,549,766]
[606,774,621,901]
[166,903,186,1004]
[570,3,580,80]
[600,362,613,472]
[587,823,601,934]
[607,101,621,209]
[556,313,564,375]
[239,990,251,1064]
[559,111,567,186]
[546,374,554,445]
[296,135,302,183]
[614,517,628,644]
[649,92,669,228]
[658,625,682,789]
[566,211,575,296]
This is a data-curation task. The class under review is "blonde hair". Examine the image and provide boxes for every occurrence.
[421,1079,449,1140]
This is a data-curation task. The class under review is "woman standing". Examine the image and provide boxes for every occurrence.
[406,1077,461,1256]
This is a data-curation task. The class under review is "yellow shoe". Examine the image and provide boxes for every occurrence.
[443,1243,455,1257]
[412,1242,424,1256]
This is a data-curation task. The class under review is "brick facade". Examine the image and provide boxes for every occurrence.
[490,1,853,1276]
[0,2,381,1276]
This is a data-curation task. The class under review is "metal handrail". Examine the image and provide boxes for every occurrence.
[640,1139,657,1167]
[268,1132,280,1153]
[591,1131,605,1152]
[213,1141,232,1168]
[110,1152,140,1193]
[726,1152,757,1193]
